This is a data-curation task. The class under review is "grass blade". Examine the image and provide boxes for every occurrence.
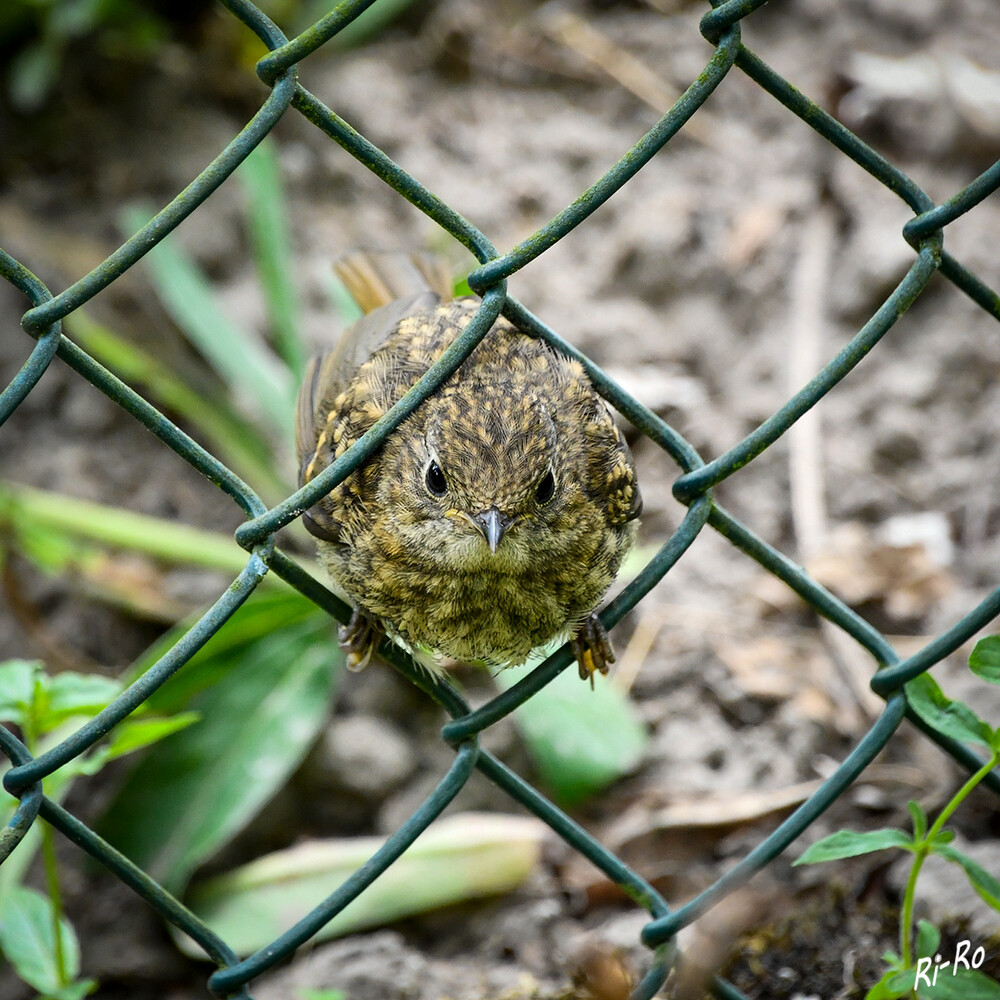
[120,204,295,438]
[1,481,248,574]
[64,310,290,499]
[239,141,306,377]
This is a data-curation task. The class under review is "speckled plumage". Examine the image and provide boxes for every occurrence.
[295,252,641,680]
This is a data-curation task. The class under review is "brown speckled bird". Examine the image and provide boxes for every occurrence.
[295,251,641,683]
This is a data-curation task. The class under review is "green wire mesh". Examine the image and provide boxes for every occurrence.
[3,0,1000,997]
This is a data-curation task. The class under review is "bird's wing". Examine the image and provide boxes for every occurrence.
[295,291,437,481]
[295,250,459,546]
[296,248,454,484]
[584,398,643,527]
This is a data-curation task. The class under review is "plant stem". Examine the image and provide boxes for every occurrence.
[40,821,68,987]
[926,751,1000,841]
[26,687,68,988]
[901,749,1000,993]
[900,843,925,971]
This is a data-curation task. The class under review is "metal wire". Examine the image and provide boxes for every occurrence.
[2,0,1000,997]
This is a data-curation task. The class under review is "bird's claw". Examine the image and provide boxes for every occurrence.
[338,608,382,672]
[570,613,615,689]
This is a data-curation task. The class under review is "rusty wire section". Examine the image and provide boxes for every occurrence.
[3,0,1000,997]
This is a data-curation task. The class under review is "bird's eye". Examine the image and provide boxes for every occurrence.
[425,459,448,497]
[535,469,555,504]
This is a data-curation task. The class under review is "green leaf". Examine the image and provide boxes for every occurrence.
[298,992,347,1000]
[969,636,1000,685]
[181,813,546,957]
[329,0,417,49]
[121,204,295,438]
[122,589,325,710]
[0,885,81,993]
[99,611,339,892]
[885,969,917,995]
[794,828,914,865]
[49,980,98,1000]
[918,969,1000,999]
[908,800,928,841]
[63,311,290,500]
[905,673,994,749]
[0,659,41,726]
[0,684,176,891]
[494,653,648,807]
[866,967,914,1000]
[103,713,201,761]
[934,844,1000,912]
[915,919,940,959]
[43,673,122,727]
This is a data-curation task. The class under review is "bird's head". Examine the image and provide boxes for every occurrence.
[381,376,575,568]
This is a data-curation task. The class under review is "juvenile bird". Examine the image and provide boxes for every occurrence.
[295,251,641,683]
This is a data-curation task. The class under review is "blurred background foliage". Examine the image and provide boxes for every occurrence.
[0,0,419,113]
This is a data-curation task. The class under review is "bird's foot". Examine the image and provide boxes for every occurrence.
[570,613,615,689]
[338,608,382,672]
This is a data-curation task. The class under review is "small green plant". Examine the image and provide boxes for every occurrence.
[0,658,198,998]
[795,636,1000,999]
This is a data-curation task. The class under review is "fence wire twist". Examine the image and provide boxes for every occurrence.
[2,0,1000,997]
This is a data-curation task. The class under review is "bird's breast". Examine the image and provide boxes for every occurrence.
[324,523,621,666]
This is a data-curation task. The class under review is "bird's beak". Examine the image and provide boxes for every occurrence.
[467,507,516,554]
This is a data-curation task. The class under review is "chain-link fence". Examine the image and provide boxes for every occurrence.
[3,0,1000,997]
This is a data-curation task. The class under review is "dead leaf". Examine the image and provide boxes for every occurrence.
[569,940,635,1000]
[838,49,1000,154]
[752,521,953,625]
[671,885,787,1000]
[714,635,806,701]
[605,780,823,852]
[562,781,821,903]
[712,634,838,726]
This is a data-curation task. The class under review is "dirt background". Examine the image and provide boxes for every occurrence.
[2,0,1000,997]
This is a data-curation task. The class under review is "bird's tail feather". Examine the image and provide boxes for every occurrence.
[333,250,455,315]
